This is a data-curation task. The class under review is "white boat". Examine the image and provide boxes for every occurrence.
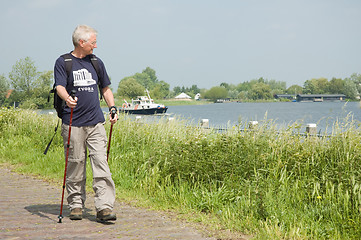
[120,90,168,115]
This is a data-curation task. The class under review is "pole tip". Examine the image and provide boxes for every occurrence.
[58,215,63,223]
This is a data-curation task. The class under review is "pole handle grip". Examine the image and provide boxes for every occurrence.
[70,90,76,98]
[110,109,117,119]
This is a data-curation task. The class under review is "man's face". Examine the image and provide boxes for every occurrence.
[80,33,97,55]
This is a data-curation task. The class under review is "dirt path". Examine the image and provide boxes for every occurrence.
[0,167,221,240]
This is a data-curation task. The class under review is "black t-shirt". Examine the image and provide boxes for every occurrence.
[54,53,111,126]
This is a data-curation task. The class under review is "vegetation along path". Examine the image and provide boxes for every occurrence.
[0,167,225,240]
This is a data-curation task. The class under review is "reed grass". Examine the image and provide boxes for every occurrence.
[1,107,361,239]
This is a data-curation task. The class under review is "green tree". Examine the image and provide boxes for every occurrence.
[256,77,266,84]
[142,67,158,83]
[203,86,228,102]
[348,73,361,96]
[236,81,252,92]
[267,79,286,92]
[271,88,285,96]
[343,78,358,99]
[173,86,182,95]
[0,74,9,105]
[286,85,303,95]
[150,81,170,99]
[132,72,153,89]
[303,80,316,94]
[172,85,200,97]
[8,70,54,109]
[267,79,286,96]
[33,71,53,96]
[328,78,344,94]
[31,70,53,108]
[237,91,247,101]
[303,78,329,94]
[248,83,272,100]
[118,67,163,95]
[132,67,159,90]
[117,77,145,99]
[9,57,38,98]
[189,85,200,95]
[237,77,270,93]
[228,89,239,99]
[220,82,229,90]
[220,83,239,99]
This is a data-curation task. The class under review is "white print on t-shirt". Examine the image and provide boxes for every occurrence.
[73,69,96,87]
[78,86,95,93]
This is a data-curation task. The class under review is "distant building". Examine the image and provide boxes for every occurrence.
[274,94,296,100]
[174,92,192,100]
[194,93,201,100]
[296,94,345,102]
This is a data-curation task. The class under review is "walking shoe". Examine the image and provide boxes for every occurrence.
[96,208,116,223]
[69,208,82,220]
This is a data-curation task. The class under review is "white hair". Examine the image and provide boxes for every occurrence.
[72,25,98,47]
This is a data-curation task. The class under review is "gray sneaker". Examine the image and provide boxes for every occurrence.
[69,208,82,220]
[96,208,116,223]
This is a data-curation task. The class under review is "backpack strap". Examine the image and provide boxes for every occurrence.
[43,119,60,155]
[61,53,73,78]
[90,54,104,100]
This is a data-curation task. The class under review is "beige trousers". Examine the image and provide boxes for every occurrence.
[61,122,116,212]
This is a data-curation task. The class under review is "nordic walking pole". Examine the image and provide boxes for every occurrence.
[58,90,76,223]
[106,108,117,162]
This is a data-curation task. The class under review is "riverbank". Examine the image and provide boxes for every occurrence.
[1,108,361,239]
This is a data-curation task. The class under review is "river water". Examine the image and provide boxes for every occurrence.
[164,101,361,133]
[41,101,361,134]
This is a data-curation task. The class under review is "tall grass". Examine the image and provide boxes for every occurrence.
[1,107,361,239]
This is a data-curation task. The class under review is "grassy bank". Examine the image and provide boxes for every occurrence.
[1,108,361,239]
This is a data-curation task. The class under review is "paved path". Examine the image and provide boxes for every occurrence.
[0,167,219,240]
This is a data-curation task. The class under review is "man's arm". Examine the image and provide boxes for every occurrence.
[56,85,77,108]
[102,86,118,124]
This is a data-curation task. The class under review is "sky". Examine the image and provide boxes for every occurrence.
[1,0,361,90]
